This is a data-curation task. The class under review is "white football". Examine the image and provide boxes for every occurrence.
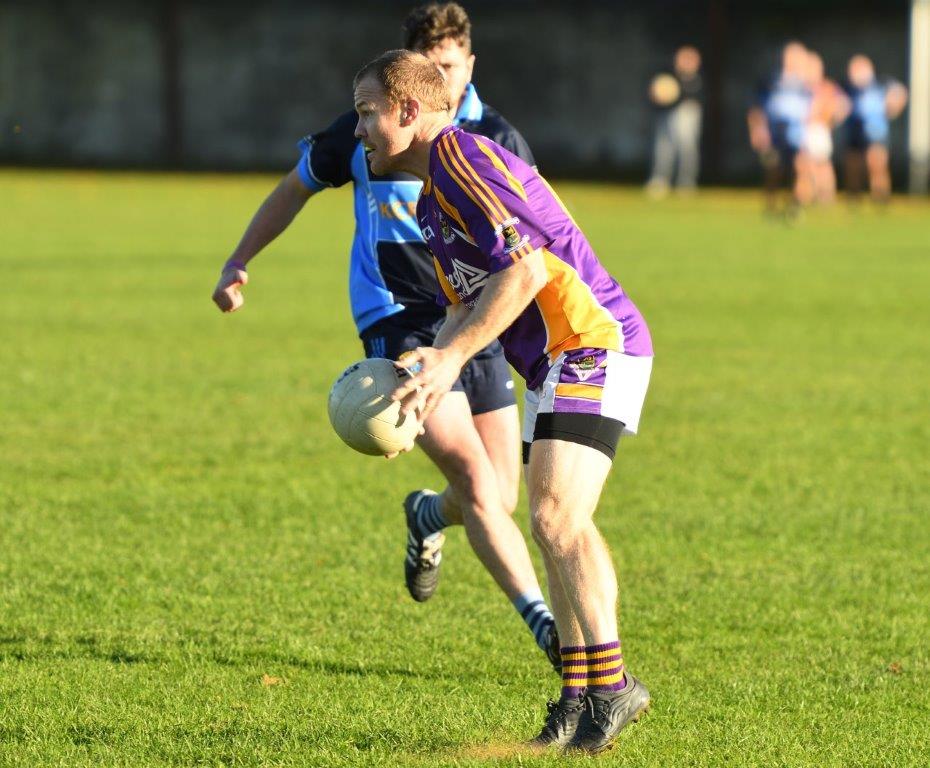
[327,358,419,456]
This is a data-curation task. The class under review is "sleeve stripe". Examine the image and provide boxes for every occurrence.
[433,186,473,241]
[437,139,505,229]
[438,137,506,225]
[433,257,461,304]
[304,151,333,188]
[447,132,513,223]
[473,137,528,202]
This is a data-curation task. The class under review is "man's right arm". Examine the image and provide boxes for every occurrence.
[212,109,358,313]
[212,169,314,313]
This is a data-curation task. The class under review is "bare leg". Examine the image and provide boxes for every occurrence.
[761,151,782,213]
[473,405,521,516]
[845,149,866,200]
[417,393,541,601]
[794,151,814,207]
[538,538,586,647]
[813,159,836,204]
[866,143,891,203]
[527,439,618,644]
[522,459,584,647]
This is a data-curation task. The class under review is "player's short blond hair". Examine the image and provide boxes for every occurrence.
[403,2,471,53]
[354,49,452,113]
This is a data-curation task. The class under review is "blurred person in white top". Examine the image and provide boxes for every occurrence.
[801,51,850,204]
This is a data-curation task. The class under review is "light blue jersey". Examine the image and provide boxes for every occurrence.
[757,75,812,151]
[844,79,894,147]
[295,84,534,334]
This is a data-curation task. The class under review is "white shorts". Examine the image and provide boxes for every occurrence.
[804,123,833,161]
[522,349,653,460]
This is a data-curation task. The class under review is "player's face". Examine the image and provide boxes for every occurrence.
[422,38,474,113]
[354,76,408,175]
[848,55,874,88]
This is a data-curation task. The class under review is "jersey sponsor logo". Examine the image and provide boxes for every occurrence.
[446,258,489,295]
[495,216,530,254]
[420,224,435,240]
[380,201,418,220]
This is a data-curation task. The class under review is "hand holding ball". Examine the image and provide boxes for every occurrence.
[327,359,421,456]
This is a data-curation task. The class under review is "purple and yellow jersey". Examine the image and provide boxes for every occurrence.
[417,125,653,390]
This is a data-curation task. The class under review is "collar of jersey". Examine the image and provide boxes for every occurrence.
[454,83,483,124]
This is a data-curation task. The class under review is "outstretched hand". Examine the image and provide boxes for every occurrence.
[392,346,465,424]
[212,265,249,312]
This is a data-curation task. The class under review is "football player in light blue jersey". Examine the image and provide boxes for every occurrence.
[747,41,813,215]
[211,3,561,672]
[842,54,908,203]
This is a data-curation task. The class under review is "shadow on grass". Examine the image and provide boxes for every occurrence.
[0,633,154,665]
[0,633,458,681]
[211,652,458,681]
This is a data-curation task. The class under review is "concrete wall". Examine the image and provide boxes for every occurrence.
[0,0,910,182]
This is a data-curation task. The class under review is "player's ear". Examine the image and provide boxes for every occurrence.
[465,53,475,81]
[400,99,420,126]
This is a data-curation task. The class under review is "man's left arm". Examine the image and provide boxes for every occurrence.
[393,249,548,418]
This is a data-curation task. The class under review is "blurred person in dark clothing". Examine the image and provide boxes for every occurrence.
[645,46,703,197]
[842,54,908,203]
[747,41,812,216]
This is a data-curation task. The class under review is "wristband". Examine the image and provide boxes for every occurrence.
[222,259,247,273]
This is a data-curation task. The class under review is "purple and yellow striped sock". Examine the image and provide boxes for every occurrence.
[560,645,587,699]
[585,640,627,692]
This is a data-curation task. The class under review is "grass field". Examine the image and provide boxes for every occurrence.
[2,170,929,767]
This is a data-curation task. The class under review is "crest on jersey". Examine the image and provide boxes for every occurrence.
[439,213,455,244]
[496,217,530,254]
[568,355,601,382]
[502,224,520,248]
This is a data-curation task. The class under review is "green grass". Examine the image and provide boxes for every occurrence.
[2,170,929,767]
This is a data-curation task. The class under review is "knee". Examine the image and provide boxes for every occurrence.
[451,471,504,521]
[530,498,583,557]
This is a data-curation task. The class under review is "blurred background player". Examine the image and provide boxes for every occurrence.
[842,54,909,204]
[802,50,850,204]
[747,41,812,215]
[645,45,703,197]
[211,2,561,670]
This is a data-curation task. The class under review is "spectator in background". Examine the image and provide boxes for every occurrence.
[842,54,908,203]
[802,50,850,204]
[747,41,812,216]
[645,46,703,197]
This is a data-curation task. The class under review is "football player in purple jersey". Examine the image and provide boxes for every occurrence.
[353,50,654,753]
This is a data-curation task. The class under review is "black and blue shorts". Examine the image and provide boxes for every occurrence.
[360,313,516,416]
